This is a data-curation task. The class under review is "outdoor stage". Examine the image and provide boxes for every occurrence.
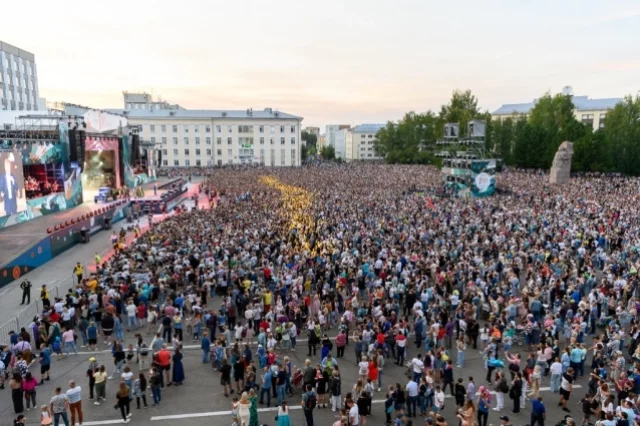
[0,178,176,288]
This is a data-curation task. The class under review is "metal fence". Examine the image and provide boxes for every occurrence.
[0,266,85,346]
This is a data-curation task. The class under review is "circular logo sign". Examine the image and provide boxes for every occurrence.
[474,172,491,192]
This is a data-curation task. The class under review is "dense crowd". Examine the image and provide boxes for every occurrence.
[3,163,640,426]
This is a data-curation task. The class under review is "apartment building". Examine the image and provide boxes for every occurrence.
[0,40,41,111]
[345,124,385,161]
[492,88,622,130]
[108,94,302,167]
[325,124,350,159]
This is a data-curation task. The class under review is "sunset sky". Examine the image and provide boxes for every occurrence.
[3,0,639,129]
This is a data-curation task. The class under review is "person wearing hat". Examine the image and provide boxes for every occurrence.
[86,357,98,401]
[499,415,512,426]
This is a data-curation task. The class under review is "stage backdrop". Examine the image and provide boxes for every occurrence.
[0,166,83,229]
[83,136,121,188]
[20,143,69,165]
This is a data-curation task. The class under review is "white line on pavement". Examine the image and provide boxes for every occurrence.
[83,420,128,425]
[149,386,581,421]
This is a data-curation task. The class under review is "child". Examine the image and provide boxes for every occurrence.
[40,405,52,426]
[231,397,239,426]
[480,326,489,350]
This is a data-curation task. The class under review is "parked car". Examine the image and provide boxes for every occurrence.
[94,187,113,203]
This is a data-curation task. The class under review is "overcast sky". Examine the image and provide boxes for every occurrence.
[4,0,639,130]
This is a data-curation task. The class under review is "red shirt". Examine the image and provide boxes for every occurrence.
[395,333,406,347]
[156,350,171,367]
[376,332,385,346]
[50,312,60,324]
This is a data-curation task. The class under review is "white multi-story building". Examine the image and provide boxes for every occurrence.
[108,93,303,167]
[345,124,385,161]
[325,124,350,159]
[0,40,41,112]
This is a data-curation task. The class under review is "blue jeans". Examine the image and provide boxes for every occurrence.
[152,387,161,404]
[407,395,417,418]
[127,316,137,329]
[202,350,209,363]
[378,370,383,390]
[54,412,70,426]
[413,372,422,383]
[550,374,561,392]
[260,386,272,406]
[457,350,464,367]
[277,384,286,405]
[64,341,77,355]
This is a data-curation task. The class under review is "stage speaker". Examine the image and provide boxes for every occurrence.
[118,137,125,185]
[68,129,86,170]
[131,133,140,166]
[157,149,162,168]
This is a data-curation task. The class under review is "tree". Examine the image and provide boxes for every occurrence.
[300,143,309,163]
[301,131,318,152]
[320,145,336,160]
[374,112,438,164]
[602,94,640,175]
[438,89,479,138]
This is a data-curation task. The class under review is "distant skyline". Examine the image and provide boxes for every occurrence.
[3,0,639,129]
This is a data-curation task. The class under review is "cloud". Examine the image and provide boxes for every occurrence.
[592,60,640,72]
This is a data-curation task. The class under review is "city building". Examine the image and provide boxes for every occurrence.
[0,40,41,112]
[492,87,623,130]
[325,124,350,159]
[345,124,385,161]
[107,93,303,167]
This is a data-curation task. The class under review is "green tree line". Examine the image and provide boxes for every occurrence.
[375,89,640,175]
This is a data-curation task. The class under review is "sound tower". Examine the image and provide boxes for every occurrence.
[118,137,125,186]
[157,149,162,168]
[131,133,140,167]
[68,128,86,171]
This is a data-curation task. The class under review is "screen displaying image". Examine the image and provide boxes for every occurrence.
[0,151,27,218]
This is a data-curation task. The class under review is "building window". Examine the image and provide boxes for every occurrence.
[217,149,222,156]
[173,149,178,155]
[227,125,233,133]
[270,138,274,145]
[290,125,295,133]
[216,137,222,145]
[270,126,275,134]
[368,134,373,138]
[185,159,191,166]
[161,125,166,132]
[150,125,156,132]
[173,137,178,145]
[184,125,189,133]
[270,149,275,166]
[173,160,179,166]
[207,160,213,166]
[216,125,221,133]
[206,149,211,156]
[184,149,190,155]
[150,137,156,144]
[259,125,264,133]
[162,149,167,156]
[184,137,189,145]
[195,149,201,156]
[194,126,199,133]
[227,137,232,145]
[280,149,285,166]
[196,159,201,166]
[260,137,264,145]
[205,126,211,133]
[260,149,265,164]
[280,137,285,145]
[228,148,233,158]
[238,125,252,133]
[280,126,285,133]
[172,125,178,133]
[162,160,168,166]
[291,150,296,165]
[162,137,167,144]
[206,137,211,145]
[291,137,295,145]
[195,137,200,145]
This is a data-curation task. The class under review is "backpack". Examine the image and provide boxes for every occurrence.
[305,392,317,410]
[52,338,61,352]
[241,327,247,339]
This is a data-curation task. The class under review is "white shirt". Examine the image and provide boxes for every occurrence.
[126,304,137,317]
[349,405,360,426]
[434,390,445,408]
[550,361,563,375]
[405,380,418,397]
[411,358,424,373]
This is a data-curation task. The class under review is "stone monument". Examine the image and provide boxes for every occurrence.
[549,141,573,184]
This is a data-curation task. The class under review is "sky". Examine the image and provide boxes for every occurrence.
[3,0,639,130]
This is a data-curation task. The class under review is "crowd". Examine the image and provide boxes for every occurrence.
[2,163,640,426]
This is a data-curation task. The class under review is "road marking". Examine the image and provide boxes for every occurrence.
[83,420,128,425]
[149,386,581,421]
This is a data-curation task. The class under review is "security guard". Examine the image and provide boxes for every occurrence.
[19,279,32,305]
[73,262,83,284]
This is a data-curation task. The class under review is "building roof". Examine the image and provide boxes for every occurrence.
[492,95,623,115]
[352,123,385,133]
[104,107,302,120]
[0,40,35,61]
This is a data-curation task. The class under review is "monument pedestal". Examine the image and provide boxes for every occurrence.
[549,166,570,184]
[549,141,574,185]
